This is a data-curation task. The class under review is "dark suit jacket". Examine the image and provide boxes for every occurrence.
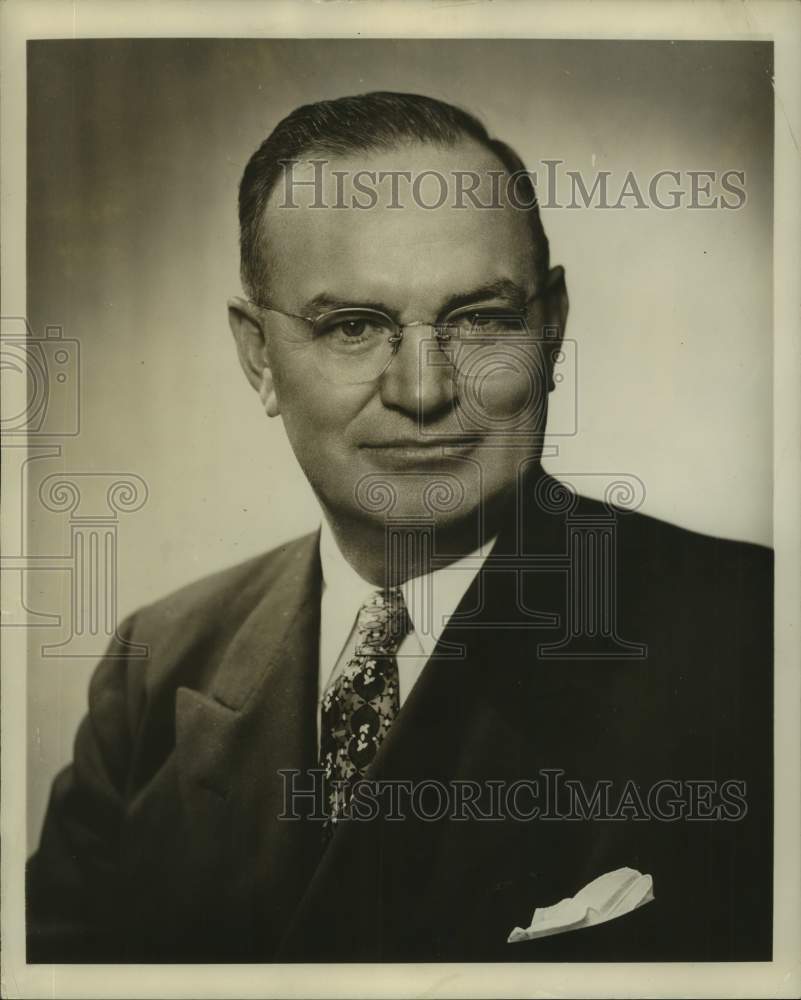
[27,474,773,963]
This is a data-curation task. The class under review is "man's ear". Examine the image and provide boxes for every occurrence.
[228,297,280,417]
[540,265,569,392]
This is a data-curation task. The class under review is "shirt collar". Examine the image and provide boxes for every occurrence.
[319,518,496,666]
[319,519,377,672]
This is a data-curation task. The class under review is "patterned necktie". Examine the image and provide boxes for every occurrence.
[319,588,410,833]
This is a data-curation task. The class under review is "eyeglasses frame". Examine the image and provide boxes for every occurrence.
[247,288,548,384]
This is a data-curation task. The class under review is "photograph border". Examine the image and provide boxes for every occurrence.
[2,2,799,998]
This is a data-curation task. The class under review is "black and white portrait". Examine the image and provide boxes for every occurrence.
[3,5,800,998]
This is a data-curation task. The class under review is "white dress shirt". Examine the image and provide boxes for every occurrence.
[317,520,496,745]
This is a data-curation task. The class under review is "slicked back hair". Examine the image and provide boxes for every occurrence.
[238,91,550,302]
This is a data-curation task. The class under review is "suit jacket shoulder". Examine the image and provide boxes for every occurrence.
[122,531,320,697]
[561,495,773,636]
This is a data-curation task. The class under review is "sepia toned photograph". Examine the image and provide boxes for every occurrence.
[2,3,800,998]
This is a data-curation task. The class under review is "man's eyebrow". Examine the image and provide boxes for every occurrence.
[300,292,386,316]
[300,280,532,319]
[438,280,531,315]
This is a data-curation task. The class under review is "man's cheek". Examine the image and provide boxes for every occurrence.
[458,361,548,430]
[480,369,538,412]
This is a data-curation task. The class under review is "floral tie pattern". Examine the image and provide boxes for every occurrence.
[319,588,410,833]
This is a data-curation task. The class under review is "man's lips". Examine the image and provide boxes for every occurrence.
[357,436,481,467]
[359,436,481,450]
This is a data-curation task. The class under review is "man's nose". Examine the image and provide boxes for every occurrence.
[377,324,455,417]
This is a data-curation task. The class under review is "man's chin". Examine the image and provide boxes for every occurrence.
[318,457,523,550]
[350,475,475,524]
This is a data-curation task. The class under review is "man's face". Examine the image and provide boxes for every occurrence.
[234,139,567,540]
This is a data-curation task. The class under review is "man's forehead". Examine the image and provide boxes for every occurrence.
[267,138,508,211]
[259,138,536,307]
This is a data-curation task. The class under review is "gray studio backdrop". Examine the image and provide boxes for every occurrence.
[25,39,773,851]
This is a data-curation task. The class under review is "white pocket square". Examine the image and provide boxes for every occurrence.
[507,866,654,943]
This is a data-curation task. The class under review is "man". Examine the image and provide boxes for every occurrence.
[27,92,772,963]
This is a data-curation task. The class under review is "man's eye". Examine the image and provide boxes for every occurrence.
[471,313,499,328]
[455,311,526,336]
[340,319,368,338]
[316,315,374,339]
[314,313,391,352]
[328,318,385,342]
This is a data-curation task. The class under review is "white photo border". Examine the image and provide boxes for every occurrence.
[2,2,799,998]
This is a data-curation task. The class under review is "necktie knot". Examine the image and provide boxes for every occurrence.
[356,588,410,654]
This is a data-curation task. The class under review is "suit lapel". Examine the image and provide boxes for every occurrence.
[172,533,326,954]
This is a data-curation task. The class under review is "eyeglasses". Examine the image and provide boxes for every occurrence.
[251,290,547,385]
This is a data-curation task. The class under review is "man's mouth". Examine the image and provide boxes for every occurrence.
[364,435,479,447]
[359,436,481,464]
